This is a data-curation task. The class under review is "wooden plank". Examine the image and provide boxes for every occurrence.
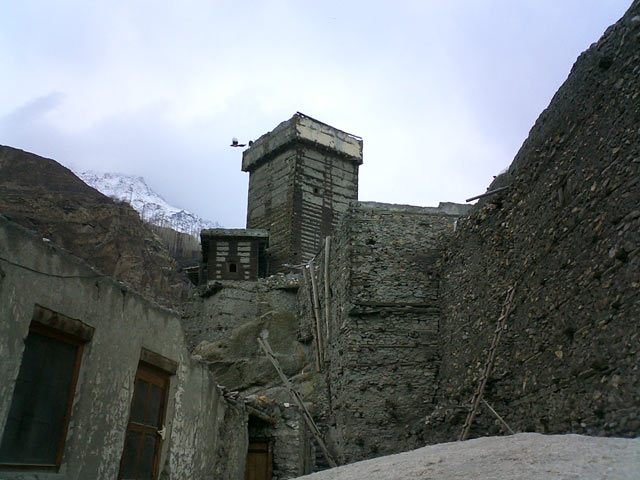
[302,267,322,371]
[324,237,331,344]
[246,405,276,425]
[257,336,337,468]
[308,261,324,369]
[459,284,517,441]
[481,399,515,435]
[465,185,511,203]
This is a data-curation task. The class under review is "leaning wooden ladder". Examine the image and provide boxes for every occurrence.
[257,335,338,468]
[459,284,517,441]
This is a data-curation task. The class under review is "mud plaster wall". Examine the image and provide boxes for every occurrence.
[301,201,469,465]
[0,216,246,480]
[432,2,640,445]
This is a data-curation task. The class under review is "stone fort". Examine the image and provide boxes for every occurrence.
[1,3,639,479]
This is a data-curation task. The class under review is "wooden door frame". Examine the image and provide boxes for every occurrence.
[246,437,273,480]
[118,361,171,480]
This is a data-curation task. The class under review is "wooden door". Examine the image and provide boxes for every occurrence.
[118,363,169,480]
[245,440,272,480]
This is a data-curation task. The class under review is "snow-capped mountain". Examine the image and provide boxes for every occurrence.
[75,171,219,237]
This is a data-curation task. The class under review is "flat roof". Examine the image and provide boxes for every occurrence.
[242,112,363,172]
[201,228,269,238]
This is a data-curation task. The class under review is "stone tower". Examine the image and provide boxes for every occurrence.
[242,112,363,273]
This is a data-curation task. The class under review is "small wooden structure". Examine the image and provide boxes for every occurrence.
[200,229,269,282]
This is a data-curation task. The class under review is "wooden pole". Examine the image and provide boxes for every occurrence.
[481,399,515,435]
[309,260,324,369]
[302,267,322,371]
[257,335,337,468]
[324,237,331,344]
[459,284,517,441]
[465,185,511,203]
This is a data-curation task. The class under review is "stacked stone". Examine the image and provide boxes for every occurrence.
[183,275,299,349]
[433,2,640,444]
[304,201,468,465]
[243,113,362,272]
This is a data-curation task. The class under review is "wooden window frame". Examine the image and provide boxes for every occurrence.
[0,321,85,472]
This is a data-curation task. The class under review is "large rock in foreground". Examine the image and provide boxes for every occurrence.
[296,433,639,479]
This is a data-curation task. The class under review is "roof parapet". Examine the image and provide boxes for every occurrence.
[200,228,269,239]
[242,112,363,172]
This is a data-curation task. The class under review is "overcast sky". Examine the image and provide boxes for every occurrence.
[0,1,631,227]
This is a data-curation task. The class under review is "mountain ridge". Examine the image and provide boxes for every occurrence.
[74,170,219,238]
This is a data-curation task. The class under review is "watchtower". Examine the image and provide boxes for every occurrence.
[242,113,363,272]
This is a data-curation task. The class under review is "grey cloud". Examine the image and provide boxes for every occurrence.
[3,92,66,124]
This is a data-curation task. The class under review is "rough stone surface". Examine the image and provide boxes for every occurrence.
[432,0,640,444]
[182,274,309,401]
[182,274,306,395]
[247,397,313,480]
[182,271,316,478]
[294,433,640,480]
[243,113,361,272]
[3,3,640,477]
[211,398,248,480]
[183,274,299,347]
[300,202,469,465]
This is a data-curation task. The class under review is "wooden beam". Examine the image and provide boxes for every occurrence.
[257,336,337,468]
[308,261,324,369]
[324,237,331,344]
[465,185,511,203]
[246,405,276,425]
[459,284,517,441]
[302,267,322,371]
[481,399,515,435]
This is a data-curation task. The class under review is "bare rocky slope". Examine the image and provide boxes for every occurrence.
[430,1,640,443]
[0,145,191,309]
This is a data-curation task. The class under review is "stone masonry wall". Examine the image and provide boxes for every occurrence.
[247,403,312,480]
[182,274,317,479]
[244,113,362,273]
[302,201,469,466]
[246,150,297,274]
[294,146,359,266]
[431,2,640,444]
[181,275,304,395]
[182,276,299,348]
